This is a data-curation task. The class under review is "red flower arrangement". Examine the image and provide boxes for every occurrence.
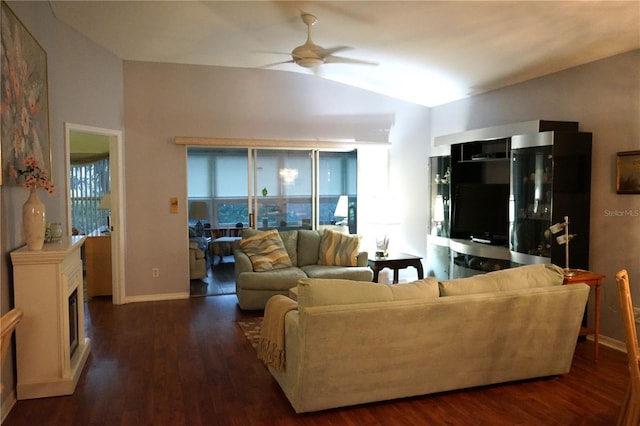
[9,156,55,194]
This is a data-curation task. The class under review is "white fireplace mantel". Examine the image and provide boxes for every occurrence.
[10,236,91,399]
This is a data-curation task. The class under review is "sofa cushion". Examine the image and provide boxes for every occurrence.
[239,229,292,272]
[439,263,565,296]
[278,230,299,266]
[317,230,361,267]
[389,278,441,300]
[297,230,322,266]
[297,277,440,308]
[301,265,374,282]
[237,267,307,291]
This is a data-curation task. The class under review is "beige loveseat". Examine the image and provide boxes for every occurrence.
[265,264,589,413]
[234,229,373,310]
[189,240,207,280]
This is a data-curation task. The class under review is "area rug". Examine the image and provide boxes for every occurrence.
[237,317,263,349]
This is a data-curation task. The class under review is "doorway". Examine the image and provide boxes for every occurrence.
[65,123,125,305]
[186,147,357,297]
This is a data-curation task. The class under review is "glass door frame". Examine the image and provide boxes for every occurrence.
[247,148,321,230]
[246,147,357,231]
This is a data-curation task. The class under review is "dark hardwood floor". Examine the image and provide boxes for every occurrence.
[190,255,236,297]
[4,294,628,425]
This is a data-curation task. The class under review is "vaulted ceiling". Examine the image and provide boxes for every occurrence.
[50,1,640,107]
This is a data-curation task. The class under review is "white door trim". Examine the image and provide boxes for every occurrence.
[64,123,125,305]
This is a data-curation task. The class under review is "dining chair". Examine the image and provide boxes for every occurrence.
[616,269,640,426]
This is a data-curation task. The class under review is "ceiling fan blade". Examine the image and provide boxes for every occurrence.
[318,46,351,57]
[253,50,291,56]
[324,55,378,66]
[260,59,295,68]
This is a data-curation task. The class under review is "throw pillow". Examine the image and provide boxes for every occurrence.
[241,228,298,265]
[239,229,292,272]
[317,229,361,266]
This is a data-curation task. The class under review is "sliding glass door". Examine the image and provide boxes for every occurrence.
[187,148,248,229]
[318,151,357,233]
[251,149,314,230]
[188,147,357,232]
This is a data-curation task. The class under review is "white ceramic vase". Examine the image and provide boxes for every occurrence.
[23,187,46,251]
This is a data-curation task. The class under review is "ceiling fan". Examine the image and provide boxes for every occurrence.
[266,13,378,69]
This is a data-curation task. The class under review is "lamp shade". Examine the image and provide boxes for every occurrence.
[433,195,445,223]
[549,221,566,234]
[99,193,111,209]
[189,201,209,220]
[334,195,349,218]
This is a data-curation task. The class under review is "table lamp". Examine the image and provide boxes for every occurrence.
[99,193,112,231]
[432,194,446,236]
[189,201,209,237]
[369,195,400,258]
[549,215,577,276]
[334,195,349,226]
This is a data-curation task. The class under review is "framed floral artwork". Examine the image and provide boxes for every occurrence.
[1,1,51,186]
[616,151,640,194]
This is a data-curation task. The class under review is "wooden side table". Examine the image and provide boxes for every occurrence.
[368,252,424,284]
[564,269,605,362]
[85,234,112,297]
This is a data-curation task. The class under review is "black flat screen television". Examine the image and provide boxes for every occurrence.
[450,183,510,245]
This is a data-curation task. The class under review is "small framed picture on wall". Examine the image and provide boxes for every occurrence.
[616,151,640,194]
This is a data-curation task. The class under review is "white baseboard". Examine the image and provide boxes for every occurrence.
[123,292,190,304]
[596,334,626,353]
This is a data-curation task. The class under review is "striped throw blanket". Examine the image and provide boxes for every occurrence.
[257,295,298,371]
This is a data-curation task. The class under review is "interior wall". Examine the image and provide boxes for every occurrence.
[388,105,432,255]
[123,61,430,299]
[0,1,124,405]
[430,50,640,343]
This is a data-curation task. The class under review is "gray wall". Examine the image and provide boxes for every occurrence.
[123,61,430,298]
[0,1,123,403]
[430,50,640,343]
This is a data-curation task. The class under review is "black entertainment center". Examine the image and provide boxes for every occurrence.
[451,183,510,245]
[427,120,592,280]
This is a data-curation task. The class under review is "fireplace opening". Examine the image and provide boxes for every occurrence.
[69,289,79,357]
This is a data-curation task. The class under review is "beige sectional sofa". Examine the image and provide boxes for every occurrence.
[234,229,373,310]
[265,264,589,413]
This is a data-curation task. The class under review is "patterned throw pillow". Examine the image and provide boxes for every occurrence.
[317,229,361,266]
[239,230,292,272]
